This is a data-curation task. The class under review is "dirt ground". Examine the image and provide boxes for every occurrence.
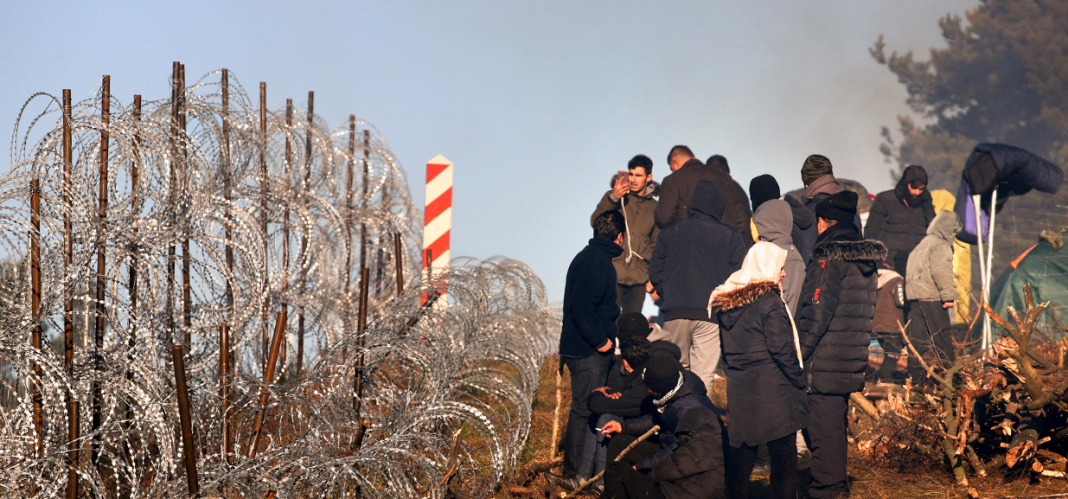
[500,356,1068,499]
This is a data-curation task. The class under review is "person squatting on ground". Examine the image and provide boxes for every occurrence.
[557,210,626,480]
[592,155,661,315]
[865,165,935,274]
[648,180,746,392]
[796,155,861,263]
[600,356,727,499]
[709,241,809,499]
[655,145,749,237]
[749,174,813,259]
[796,191,884,499]
[872,264,906,382]
[905,211,962,383]
[554,315,684,493]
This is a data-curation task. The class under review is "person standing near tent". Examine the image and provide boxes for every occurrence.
[905,211,962,383]
[592,155,660,315]
[865,165,935,274]
[796,191,883,499]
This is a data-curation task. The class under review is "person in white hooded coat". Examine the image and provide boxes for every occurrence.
[709,242,808,499]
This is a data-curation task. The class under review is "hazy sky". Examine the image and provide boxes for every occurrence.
[1,0,977,305]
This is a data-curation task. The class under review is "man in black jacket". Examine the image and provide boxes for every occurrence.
[796,191,885,499]
[648,181,746,392]
[600,356,727,499]
[655,146,749,236]
[864,164,935,274]
[557,210,626,483]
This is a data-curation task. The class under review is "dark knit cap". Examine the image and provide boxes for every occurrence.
[643,355,682,395]
[749,174,781,212]
[815,190,858,222]
[617,313,652,341]
[801,154,834,185]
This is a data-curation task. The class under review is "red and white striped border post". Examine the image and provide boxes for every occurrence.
[423,155,452,304]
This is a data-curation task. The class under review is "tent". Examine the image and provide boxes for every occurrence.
[990,236,1068,341]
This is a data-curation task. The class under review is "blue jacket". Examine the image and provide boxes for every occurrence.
[648,181,746,321]
[559,237,623,357]
[955,143,1065,245]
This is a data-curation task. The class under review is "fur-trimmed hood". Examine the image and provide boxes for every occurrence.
[708,280,780,312]
[810,239,887,263]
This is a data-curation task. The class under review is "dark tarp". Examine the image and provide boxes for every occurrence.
[955,143,1064,245]
[990,240,1068,341]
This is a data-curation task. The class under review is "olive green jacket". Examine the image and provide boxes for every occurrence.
[591,181,660,286]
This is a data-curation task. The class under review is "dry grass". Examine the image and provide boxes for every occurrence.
[493,355,1068,499]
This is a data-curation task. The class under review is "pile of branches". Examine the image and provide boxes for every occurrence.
[855,283,1068,487]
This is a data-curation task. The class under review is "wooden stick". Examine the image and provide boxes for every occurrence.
[563,425,660,498]
[549,357,563,460]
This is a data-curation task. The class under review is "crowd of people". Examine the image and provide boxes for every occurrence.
[552,146,963,499]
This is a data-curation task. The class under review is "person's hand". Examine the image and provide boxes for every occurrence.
[943,301,955,309]
[612,172,629,199]
[607,391,622,400]
[645,281,654,293]
[592,386,610,396]
[597,338,614,353]
[601,420,622,437]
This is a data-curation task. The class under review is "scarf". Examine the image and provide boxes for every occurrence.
[651,372,685,413]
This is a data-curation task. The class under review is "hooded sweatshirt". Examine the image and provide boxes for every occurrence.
[649,181,747,321]
[865,165,936,273]
[753,200,806,312]
[906,211,962,302]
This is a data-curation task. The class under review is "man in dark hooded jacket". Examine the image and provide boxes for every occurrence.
[864,165,935,274]
[655,146,749,236]
[796,191,885,499]
[648,181,746,392]
[797,155,860,263]
[600,356,726,499]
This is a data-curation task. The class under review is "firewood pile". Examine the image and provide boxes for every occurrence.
[853,283,1068,488]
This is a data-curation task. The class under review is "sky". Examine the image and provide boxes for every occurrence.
[0,0,978,307]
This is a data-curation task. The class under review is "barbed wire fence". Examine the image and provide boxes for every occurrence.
[0,64,559,498]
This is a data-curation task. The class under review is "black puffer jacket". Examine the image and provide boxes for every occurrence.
[797,224,885,395]
[864,165,935,274]
[712,281,808,447]
[655,158,749,236]
[621,371,716,473]
[650,406,727,499]
[648,181,746,321]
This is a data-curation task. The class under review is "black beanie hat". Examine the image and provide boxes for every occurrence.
[617,313,652,341]
[815,190,858,223]
[749,174,781,212]
[801,154,834,185]
[643,355,682,395]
